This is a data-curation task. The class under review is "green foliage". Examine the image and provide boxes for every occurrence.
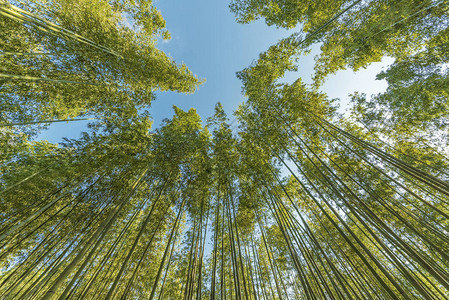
[0,0,448,298]
[0,0,202,134]
[231,0,449,86]
[229,0,347,30]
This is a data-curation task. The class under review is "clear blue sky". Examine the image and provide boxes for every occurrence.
[37,0,393,143]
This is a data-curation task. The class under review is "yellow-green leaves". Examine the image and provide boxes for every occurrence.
[1,0,202,134]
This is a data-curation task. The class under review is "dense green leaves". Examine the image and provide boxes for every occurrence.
[1,0,449,299]
[0,0,202,133]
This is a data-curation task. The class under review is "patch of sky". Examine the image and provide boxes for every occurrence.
[151,0,298,128]
[279,42,394,116]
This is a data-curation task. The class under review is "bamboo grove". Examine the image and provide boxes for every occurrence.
[1,0,448,299]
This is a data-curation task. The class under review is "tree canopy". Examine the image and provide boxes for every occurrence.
[1,0,448,299]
